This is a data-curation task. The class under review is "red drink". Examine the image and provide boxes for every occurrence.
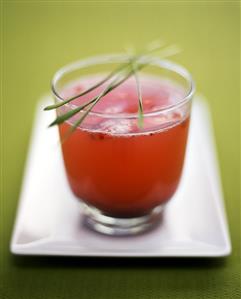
[51,55,194,235]
[58,75,190,218]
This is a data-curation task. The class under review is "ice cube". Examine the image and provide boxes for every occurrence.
[99,119,133,134]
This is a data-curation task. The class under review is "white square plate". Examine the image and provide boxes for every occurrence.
[11,96,231,257]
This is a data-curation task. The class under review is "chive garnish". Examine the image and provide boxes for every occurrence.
[45,42,181,135]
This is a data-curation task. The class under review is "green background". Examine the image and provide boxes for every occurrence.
[1,1,240,298]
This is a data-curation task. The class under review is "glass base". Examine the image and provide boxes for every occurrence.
[81,203,164,236]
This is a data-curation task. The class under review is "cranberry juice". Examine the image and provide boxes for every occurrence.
[58,75,190,217]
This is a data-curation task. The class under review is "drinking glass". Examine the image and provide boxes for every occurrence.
[51,54,195,235]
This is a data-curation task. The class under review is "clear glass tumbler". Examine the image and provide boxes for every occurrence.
[51,54,195,235]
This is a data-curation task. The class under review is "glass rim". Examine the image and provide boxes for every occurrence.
[51,54,195,119]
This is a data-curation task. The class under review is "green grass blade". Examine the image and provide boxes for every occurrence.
[44,62,131,111]
[51,59,152,129]
[48,98,97,127]
[67,69,130,133]
[130,61,144,128]
[49,44,181,132]
[44,44,169,111]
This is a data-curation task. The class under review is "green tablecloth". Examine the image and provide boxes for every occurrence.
[1,1,240,298]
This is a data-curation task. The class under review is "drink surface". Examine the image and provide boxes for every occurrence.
[59,74,190,217]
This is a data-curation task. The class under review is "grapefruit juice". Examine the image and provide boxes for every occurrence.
[51,55,194,235]
[58,75,190,218]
